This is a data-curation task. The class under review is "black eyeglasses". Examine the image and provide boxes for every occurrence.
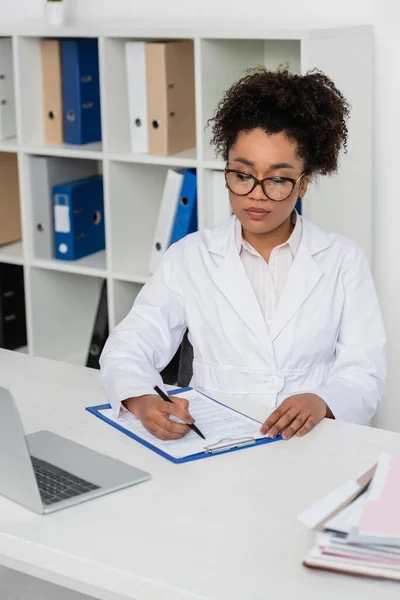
[224,168,306,202]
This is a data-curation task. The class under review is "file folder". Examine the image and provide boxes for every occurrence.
[86,387,280,464]
[0,152,21,246]
[0,38,16,141]
[53,175,105,261]
[145,40,195,156]
[61,39,102,145]
[125,41,148,153]
[86,279,109,370]
[30,157,98,260]
[169,169,198,245]
[295,196,302,215]
[41,40,64,145]
[0,264,27,350]
[149,169,183,274]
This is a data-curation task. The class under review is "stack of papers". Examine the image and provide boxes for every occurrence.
[299,453,400,581]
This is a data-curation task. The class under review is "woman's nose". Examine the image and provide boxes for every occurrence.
[249,181,268,200]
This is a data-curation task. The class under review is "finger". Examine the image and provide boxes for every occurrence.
[153,413,191,436]
[282,413,310,440]
[172,396,189,411]
[266,408,299,439]
[146,421,188,441]
[260,404,286,434]
[162,400,194,425]
[297,416,317,437]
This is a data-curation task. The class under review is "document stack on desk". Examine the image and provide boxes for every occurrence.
[299,453,400,581]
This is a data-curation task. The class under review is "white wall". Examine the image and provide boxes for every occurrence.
[1,0,399,432]
[0,0,397,24]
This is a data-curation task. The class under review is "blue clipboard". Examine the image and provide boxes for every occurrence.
[86,387,281,464]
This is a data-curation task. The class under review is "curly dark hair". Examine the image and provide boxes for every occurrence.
[209,68,350,176]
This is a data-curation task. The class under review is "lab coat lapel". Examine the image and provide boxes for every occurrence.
[269,219,329,342]
[210,226,275,358]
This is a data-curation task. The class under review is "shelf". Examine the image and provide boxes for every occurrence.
[0,241,24,266]
[110,147,197,168]
[202,168,232,230]
[202,159,225,171]
[31,251,107,278]
[0,22,359,41]
[62,351,89,368]
[112,271,150,285]
[24,142,103,160]
[15,345,29,354]
[109,161,170,277]
[29,268,104,363]
[0,137,19,153]
[113,279,144,327]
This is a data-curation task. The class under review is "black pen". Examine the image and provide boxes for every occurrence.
[153,385,206,440]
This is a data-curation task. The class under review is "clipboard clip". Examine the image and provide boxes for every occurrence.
[204,437,256,454]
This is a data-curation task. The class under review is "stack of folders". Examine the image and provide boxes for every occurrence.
[149,169,197,274]
[41,39,102,145]
[53,175,105,261]
[0,38,16,141]
[299,452,400,582]
[31,158,98,260]
[125,40,195,156]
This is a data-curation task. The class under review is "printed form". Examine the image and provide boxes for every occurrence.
[99,389,265,459]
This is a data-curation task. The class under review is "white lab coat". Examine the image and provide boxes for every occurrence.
[100,216,386,424]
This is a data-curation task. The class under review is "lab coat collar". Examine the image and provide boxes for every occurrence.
[206,215,330,259]
[235,210,303,262]
[206,216,331,344]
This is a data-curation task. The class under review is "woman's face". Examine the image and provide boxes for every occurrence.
[226,128,309,237]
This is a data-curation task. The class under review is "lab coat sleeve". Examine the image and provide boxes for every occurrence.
[310,248,386,424]
[99,244,187,415]
[311,249,386,424]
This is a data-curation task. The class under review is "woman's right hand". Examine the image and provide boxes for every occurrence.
[123,394,194,441]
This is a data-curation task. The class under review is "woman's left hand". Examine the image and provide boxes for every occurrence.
[260,393,334,440]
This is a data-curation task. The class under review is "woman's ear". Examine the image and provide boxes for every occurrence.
[299,176,310,198]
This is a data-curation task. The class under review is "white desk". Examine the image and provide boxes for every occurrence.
[0,349,399,600]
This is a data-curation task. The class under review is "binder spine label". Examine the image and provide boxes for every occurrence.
[54,195,70,233]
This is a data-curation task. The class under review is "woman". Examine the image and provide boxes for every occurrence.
[100,68,386,442]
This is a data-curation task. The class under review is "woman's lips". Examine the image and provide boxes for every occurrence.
[245,208,271,220]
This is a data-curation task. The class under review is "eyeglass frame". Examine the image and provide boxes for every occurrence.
[224,167,307,202]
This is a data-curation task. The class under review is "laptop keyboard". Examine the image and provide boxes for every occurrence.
[31,456,100,506]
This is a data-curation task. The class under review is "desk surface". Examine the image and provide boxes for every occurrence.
[0,349,399,600]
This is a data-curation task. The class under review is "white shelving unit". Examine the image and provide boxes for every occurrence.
[0,22,373,366]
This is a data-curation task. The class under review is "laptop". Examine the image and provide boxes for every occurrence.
[0,387,151,514]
